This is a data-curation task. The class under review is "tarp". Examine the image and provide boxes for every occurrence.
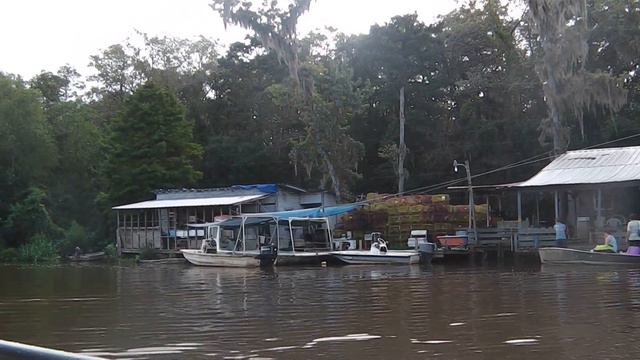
[231,184,278,193]
[244,203,361,220]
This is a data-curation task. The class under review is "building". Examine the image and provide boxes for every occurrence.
[450,145,640,249]
[112,184,337,254]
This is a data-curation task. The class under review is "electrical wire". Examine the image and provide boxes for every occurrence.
[355,131,640,205]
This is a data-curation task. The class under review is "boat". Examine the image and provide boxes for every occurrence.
[237,212,340,266]
[67,251,105,262]
[181,222,277,268]
[181,204,359,267]
[538,247,640,265]
[331,237,420,265]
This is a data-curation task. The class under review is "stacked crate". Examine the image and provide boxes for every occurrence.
[337,193,489,246]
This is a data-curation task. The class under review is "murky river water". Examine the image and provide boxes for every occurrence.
[2,260,640,359]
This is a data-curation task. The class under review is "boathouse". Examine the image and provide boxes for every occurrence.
[457,145,640,250]
[112,184,337,254]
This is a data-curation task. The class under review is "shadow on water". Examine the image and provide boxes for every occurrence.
[2,261,640,359]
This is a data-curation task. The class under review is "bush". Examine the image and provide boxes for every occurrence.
[103,243,118,259]
[0,247,19,263]
[18,234,58,264]
[59,221,91,256]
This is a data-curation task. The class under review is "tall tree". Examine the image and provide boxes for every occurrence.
[104,82,202,206]
[527,0,628,154]
[211,0,363,200]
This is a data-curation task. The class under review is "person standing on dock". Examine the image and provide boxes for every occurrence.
[554,219,567,248]
[626,214,640,255]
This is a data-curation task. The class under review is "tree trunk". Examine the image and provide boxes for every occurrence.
[398,86,407,194]
[319,146,341,202]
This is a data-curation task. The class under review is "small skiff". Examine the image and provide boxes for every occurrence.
[67,252,105,262]
[538,247,640,265]
[181,249,266,267]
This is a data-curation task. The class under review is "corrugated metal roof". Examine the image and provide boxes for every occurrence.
[112,194,268,210]
[518,146,640,187]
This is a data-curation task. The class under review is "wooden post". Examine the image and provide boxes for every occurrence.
[116,211,122,255]
[486,195,490,227]
[129,213,134,250]
[517,191,522,228]
[144,211,148,249]
[554,190,559,221]
[597,189,603,229]
[137,213,141,249]
[536,191,540,226]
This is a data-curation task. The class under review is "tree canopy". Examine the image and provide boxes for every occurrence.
[1,0,639,255]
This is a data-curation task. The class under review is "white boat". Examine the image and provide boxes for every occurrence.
[182,204,359,267]
[238,213,337,266]
[181,222,276,268]
[331,238,420,265]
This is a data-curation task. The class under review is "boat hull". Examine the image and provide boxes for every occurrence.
[539,247,640,265]
[181,249,262,267]
[276,251,331,266]
[67,252,105,262]
[330,250,420,265]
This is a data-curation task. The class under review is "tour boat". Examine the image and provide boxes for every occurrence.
[331,238,421,265]
[181,222,276,268]
[538,247,640,265]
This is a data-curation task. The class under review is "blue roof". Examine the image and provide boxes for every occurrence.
[231,184,278,193]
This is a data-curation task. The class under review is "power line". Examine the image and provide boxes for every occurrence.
[357,131,640,205]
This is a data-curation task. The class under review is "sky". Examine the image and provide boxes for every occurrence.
[0,0,459,79]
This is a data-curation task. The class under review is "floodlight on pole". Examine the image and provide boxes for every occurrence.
[453,159,477,245]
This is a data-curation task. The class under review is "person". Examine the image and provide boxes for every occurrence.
[626,214,640,255]
[593,229,618,253]
[554,219,567,248]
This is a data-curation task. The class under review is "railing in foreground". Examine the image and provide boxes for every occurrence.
[0,339,105,360]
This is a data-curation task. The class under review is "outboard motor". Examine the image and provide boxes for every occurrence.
[418,242,435,264]
[256,244,278,267]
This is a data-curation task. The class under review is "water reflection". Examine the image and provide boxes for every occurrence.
[2,262,640,359]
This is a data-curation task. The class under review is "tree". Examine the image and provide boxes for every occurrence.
[527,0,628,154]
[105,82,202,206]
[341,15,445,192]
[211,0,364,200]
[0,73,57,221]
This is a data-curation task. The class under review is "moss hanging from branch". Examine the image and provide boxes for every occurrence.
[528,0,627,154]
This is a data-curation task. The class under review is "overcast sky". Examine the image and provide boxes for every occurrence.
[0,0,459,79]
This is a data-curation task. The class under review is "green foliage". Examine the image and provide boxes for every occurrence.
[2,0,639,257]
[103,243,118,259]
[0,73,57,199]
[0,247,18,263]
[105,82,203,205]
[18,234,58,264]
[59,221,91,256]
[2,187,61,246]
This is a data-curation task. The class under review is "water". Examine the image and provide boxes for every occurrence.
[2,261,640,359]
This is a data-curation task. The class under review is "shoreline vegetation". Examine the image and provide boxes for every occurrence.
[1,1,638,260]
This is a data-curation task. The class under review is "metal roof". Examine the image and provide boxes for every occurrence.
[112,194,268,210]
[518,146,640,188]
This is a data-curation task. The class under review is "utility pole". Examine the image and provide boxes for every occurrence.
[398,86,406,194]
[454,160,477,245]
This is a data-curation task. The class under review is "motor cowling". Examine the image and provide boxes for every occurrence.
[256,244,278,266]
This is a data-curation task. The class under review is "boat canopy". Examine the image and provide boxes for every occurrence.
[243,203,361,220]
